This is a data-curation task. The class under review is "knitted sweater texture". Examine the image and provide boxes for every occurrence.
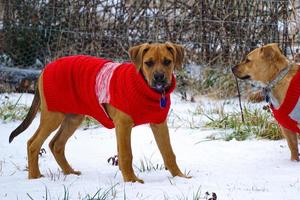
[270,66,300,133]
[43,55,175,129]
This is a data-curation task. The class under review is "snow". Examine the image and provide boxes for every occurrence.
[0,93,299,200]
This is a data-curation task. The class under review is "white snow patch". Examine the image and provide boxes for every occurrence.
[0,93,299,199]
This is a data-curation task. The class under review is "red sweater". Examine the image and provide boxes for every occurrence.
[43,55,176,129]
[270,66,300,133]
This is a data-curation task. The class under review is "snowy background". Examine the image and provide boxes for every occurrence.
[0,93,299,200]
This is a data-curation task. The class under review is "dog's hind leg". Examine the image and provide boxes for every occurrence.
[280,126,299,161]
[49,114,84,175]
[27,110,64,179]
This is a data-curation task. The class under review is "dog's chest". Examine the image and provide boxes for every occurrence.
[267,92,280,109]
[270,69,300,132]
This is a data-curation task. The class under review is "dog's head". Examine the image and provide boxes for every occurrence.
[232,43,288,84]
[129,42,184,92]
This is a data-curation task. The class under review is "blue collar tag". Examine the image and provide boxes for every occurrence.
[160,96,167,108]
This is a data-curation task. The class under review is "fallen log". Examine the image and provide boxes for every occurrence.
[0,65,41,93]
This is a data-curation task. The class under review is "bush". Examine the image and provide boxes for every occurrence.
[199,68,237,99]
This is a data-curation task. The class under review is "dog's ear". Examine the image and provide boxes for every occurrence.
[128,43,150,70]
[260,44,277,60]
[165,42,184,69]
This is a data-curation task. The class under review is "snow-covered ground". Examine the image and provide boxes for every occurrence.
[0,93,299,200]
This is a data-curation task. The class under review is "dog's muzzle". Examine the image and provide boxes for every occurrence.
[231,65,239,75]
[232,66,251,80]
[152,72,169,93]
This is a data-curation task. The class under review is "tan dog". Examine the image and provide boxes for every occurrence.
[9,42,190,183]
[232,43,299,161]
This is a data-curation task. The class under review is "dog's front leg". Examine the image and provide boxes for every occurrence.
[150,121,191,179]
[280,126,299,161]
[114,113,144,183]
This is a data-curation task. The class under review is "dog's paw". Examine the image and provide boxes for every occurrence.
[63,169,81,176]
[176,172,192,179]
[28,173,44,179]
[291,156,300,162]
[64,170,81,176]
[124,176,144,184]
[72,170,82,175]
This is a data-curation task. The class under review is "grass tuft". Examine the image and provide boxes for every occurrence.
[134,156,165,173]
[26,184,118,200]
[46,168,67,181]
[0,160,3,176]
[0,94,29,122]
[84,184,118,200]
[81,117,100,129]
[205,106,282,141]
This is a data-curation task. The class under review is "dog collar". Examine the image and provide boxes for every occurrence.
[263,63,294,104]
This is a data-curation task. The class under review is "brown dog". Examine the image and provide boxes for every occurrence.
[232,43,299,161]
[9,42,190,183]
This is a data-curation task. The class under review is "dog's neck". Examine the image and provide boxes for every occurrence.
[265,63,298,108]
[267,62,293,89]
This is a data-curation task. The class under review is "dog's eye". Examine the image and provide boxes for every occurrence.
[144,60,154,68]
[245,58,250,63]
[163,59,171,66]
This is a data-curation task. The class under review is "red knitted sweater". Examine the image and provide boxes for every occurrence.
[43,55,176,129]
[270,66,300,133]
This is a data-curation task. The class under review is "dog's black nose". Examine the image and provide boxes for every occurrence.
[231,65,238,73]
[154,72,165,81]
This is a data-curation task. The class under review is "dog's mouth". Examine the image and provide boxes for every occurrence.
[240,75,251,80]
[151,81,170,93]
[140,71,170,93]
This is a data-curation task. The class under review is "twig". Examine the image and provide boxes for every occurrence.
[234,75,245,123]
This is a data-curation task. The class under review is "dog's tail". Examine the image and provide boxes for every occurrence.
[9,87,41,143]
